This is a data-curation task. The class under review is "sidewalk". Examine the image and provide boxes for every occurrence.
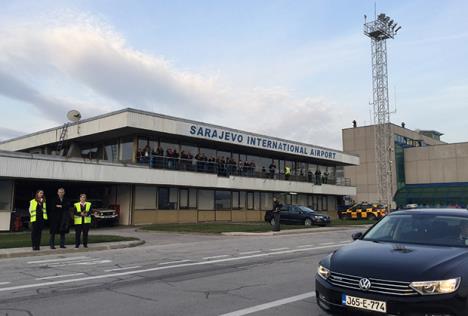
[0,239,145,259]
[221,225,371,236]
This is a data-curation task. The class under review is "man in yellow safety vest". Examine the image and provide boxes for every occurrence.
[74,194,93,248]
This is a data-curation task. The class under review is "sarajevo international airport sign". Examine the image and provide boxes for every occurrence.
[187,124,339,161]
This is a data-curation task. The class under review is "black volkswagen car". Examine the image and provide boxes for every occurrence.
[264,204,331,227]
[316,209,468,315]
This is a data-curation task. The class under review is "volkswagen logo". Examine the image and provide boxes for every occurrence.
[359,278,372,291]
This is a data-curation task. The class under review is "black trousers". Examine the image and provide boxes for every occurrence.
[50,233,66,247]
[31,221,44,250]
[75,224,90,247]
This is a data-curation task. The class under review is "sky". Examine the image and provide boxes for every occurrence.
[0,0,467,149]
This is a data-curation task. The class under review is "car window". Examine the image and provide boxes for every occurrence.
[298,206,314,213]
[290,206,301,213]
[364,214,468,247]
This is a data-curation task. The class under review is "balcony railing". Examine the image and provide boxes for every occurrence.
[136,156,352,186]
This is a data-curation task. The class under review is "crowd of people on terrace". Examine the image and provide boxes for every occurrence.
[136,145,330,184]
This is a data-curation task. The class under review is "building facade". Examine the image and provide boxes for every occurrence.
[0,108,359,230]
[343,123,468,208]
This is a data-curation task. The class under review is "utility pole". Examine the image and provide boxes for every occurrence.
[364,12,402,211]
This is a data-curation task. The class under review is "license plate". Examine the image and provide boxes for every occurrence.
[342,294,386,313]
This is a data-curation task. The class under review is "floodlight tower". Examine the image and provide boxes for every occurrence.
[364,13,401,211]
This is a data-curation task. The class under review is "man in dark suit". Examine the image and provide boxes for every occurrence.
[49,188,70,249]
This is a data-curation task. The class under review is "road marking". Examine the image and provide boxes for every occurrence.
[319,242,335,246]
[203,255,229,260]
[0,282,10,286]
[27,256,89,264]
[239,251,261,255]
[296,244,314,248]
[159,260,191,265]
[75,260,112,265]
[269,247,289,251]
[0,242,349,293]
[218,291,316,316]
[104,266,141,272]
[36,273,85,280]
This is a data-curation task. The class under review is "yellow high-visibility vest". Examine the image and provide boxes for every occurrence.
[74,202,92,225]
[285,167,291,175]
[29,199,48,223]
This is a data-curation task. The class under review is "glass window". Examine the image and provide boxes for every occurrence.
[135,185,157,209]
[254,192,260,210]
[247,192,254,210]
[180,189,189,209]
[297,194,307,206]
[232,191,240,209]
[103,142,119,161]
[198,190,214,210]
[215,191,231,210]
[189,188,197,209]
[120,137,134,162]
[158,187,178,209]
[261,192,273,210]
[239,191,246,209]
[199,147,216,159]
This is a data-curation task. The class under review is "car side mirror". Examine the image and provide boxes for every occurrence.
[352,232,363,240]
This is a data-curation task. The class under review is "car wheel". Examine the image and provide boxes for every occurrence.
[304,218,313,226]
[270,218,276,226]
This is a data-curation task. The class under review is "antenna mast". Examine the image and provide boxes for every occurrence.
[364,12,401,211]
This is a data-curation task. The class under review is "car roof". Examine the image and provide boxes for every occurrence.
[391,208,468,217]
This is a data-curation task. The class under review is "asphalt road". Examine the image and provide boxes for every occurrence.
[0,227,363,316]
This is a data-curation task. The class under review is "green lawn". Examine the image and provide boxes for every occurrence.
[0,232,137,249]
[142,219,371,234]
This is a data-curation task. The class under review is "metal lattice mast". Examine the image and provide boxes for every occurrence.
[364,13,401,210]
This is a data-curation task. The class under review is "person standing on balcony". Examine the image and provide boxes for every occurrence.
[269,162,276,179]
[285,166,291,180]
[315,167,322,185]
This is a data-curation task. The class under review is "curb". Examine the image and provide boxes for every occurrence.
[221,225,371,236]
[0,239,145,259]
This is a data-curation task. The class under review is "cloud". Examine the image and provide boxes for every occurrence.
[0,12,352,148]
[0,126,24,141]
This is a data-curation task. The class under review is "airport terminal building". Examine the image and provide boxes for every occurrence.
[343,123,468,208]
[0,108,359,230]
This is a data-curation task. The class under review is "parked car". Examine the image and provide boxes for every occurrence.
[338,202,386,220]
[88,200,119,227]
[316,208,468,315]
[264,204,330,227]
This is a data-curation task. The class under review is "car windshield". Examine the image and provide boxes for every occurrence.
[298,206,314,213]
[363,214,468,247]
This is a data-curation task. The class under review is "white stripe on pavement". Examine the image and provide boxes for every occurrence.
[218,291,316,316]
[296,244,314,248]
[104,266,141,272]
[269,247,289,251]
[238,251,261,255]
[158,260,191,265]
[0,282,10,286]
[0,242,349,293]
[36,273,85,280]
[27,256,89,264]
[203,255,229,260]
[319,242,335,246]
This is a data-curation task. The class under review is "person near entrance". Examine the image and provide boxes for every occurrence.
[29,190,48,251]
[49,188,70,249]
[272,197,282,232]
[74,194,93,248]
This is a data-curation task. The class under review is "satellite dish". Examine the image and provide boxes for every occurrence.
[67,110,81,122]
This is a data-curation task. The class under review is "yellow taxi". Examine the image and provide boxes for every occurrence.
[338,202,387,220]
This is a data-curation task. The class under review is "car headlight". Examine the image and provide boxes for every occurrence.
[317,265,331,280]
[410,278,460,295]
